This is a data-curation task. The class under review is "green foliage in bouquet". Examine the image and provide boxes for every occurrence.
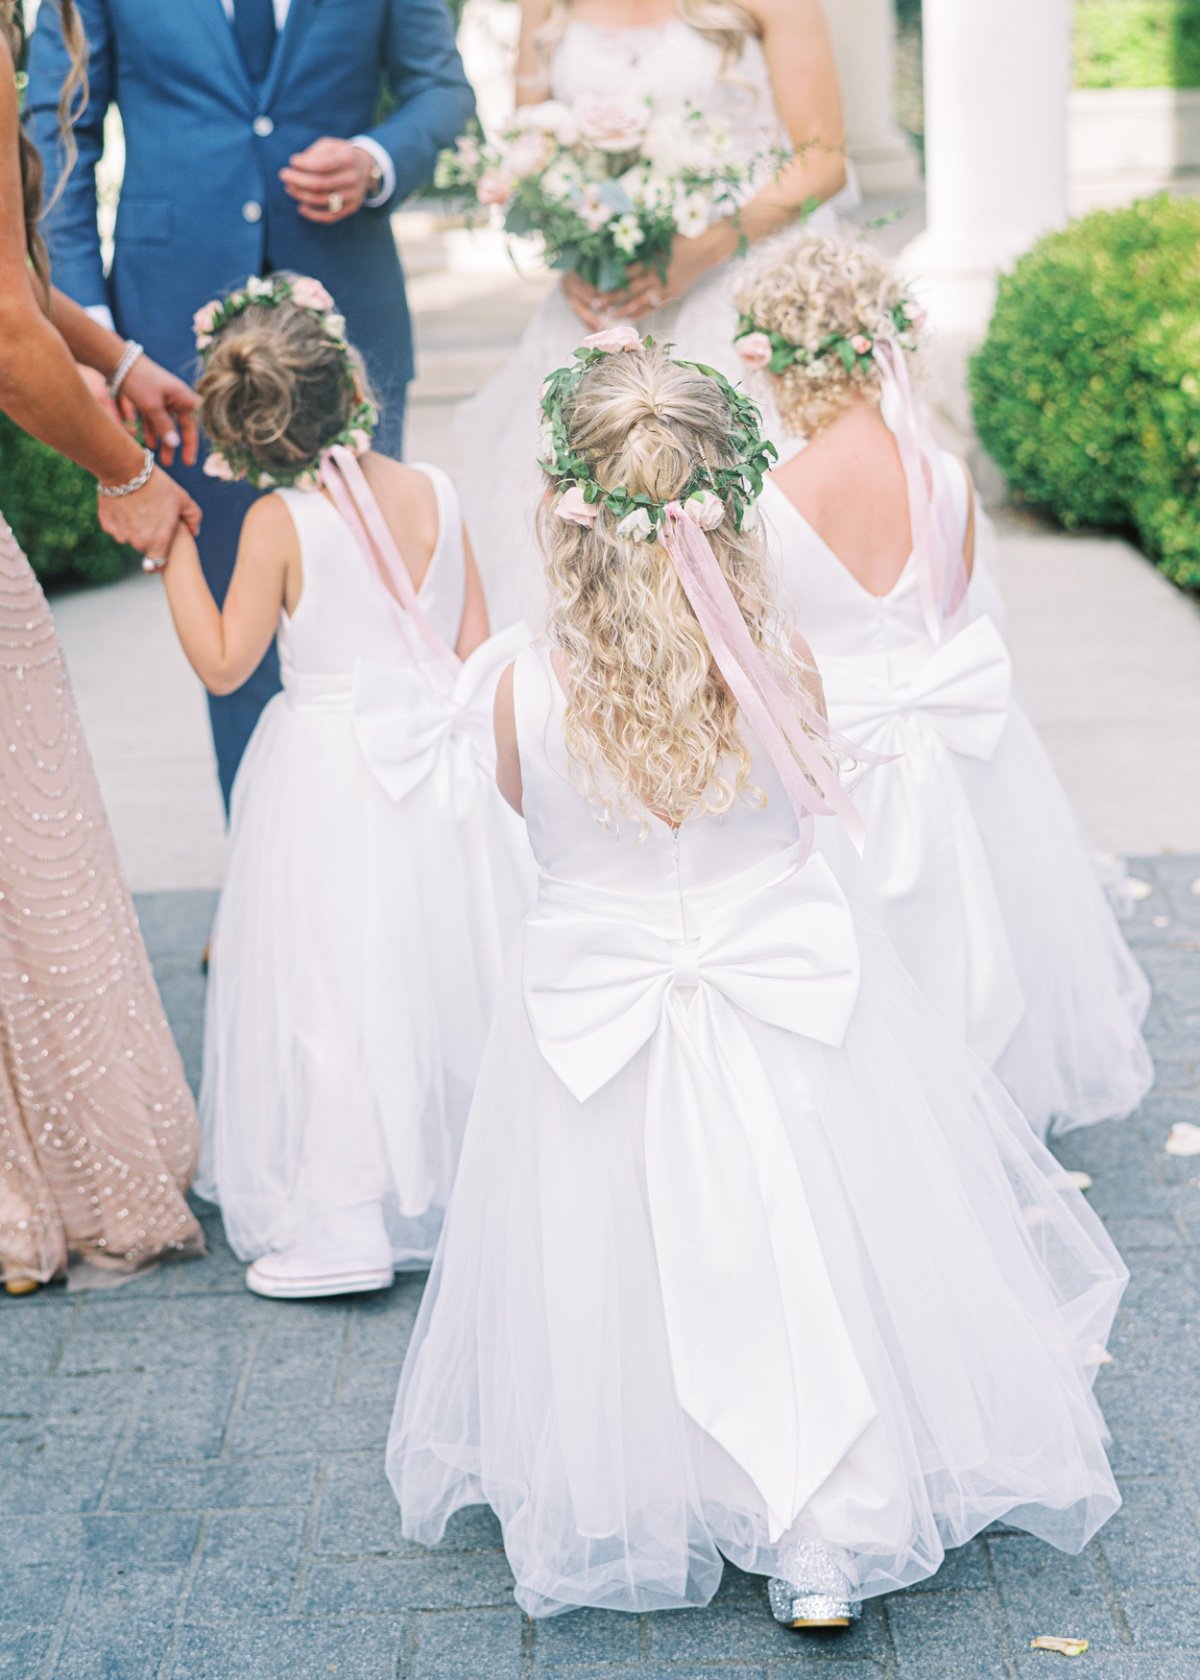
[1075,0,1200,90]
[0,412,130,588]
[970,194,1200,591]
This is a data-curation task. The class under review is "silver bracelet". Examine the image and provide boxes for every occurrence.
[107,340,144,402]
[97,447,155,499]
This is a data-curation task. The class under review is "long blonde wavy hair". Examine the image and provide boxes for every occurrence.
[1,0,88,304]
[539,342,807,827]
[535,0,755,76]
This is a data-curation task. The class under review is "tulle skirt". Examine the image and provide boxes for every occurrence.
[824,699,1153,1138]
[388,910,1125,1617]
[197,697,532,1266]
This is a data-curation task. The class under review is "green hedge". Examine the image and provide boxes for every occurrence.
[1075,0,1200,89]
[0,413,131,588]
[969,194,1200,592]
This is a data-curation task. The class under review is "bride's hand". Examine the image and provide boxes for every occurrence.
[609,225,738,322]
[561,271,620,333]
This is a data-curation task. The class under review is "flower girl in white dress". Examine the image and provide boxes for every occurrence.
[158,277,532,1298]
[461,0,853,627]
[734,232,1154,1139]
[388,335,1126,1627]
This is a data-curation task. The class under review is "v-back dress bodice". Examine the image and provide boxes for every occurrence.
[276,463,464,686]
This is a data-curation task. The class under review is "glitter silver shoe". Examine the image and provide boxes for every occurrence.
[768,1540,861,1630]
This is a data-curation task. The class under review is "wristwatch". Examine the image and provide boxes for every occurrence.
[365,160,385,201]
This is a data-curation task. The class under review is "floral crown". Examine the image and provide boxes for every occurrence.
[193,274,378,492]
[538,323,776,542]
[734,298,923,380]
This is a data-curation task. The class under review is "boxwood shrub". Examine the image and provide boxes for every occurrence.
[1075,0,1200,90]
[0,412,131,588]
[969,194,1200,591]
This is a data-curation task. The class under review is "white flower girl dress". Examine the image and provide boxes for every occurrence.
[760,453,1153,1138]
[197,467,533,1293]
[459,18,853,629]
[388,639,1125,1617]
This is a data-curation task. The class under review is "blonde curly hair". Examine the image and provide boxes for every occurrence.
[538,342,809,828]
[733,229,921,437]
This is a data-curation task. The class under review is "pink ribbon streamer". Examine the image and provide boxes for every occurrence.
[660,505,868,854]
[873,339,969,644]
[319,445,461,674]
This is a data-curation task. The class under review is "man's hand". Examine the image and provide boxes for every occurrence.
[280,139,374,224]
[119,356,200,469]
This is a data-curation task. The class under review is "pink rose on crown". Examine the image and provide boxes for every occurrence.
[203,450,234,481]
[850,334,873,356]
[192,300,221,347]
[476,169,512,206]
[557,484,599,527]
[736,331,773,371]
[581,323,641,352]
[683,490,725,531]
[574,94,650,155]
[291,276,335,313]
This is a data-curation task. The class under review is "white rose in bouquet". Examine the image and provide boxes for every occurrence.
[574,93,650,155]
[619,164,673,214]
[514,100,580,147]
[611,214,646,257]
[541,157,583,202]
[673,191,711,241]
[641,110,692,175]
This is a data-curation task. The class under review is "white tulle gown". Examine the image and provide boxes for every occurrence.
[196,469,533,1268]
[459,17,854,629]
[760,460,1153,1138]
[388,641,1126,1618]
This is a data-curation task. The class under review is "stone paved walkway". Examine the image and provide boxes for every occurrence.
[2,859,1199,1680]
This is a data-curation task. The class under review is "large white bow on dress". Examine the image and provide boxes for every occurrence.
[523,846,877,1541]
[826,613,1024,1064]
[351,623,529,813]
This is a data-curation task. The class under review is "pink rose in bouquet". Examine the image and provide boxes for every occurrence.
[575,93,650,156]
[736,332,773,371]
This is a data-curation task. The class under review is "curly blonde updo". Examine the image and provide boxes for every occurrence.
[538,342,805,828]
[198,283,369,476]
[734,230,921,438]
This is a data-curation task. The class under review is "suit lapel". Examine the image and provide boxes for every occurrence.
[195,0,256,108]
[259,0,322,108]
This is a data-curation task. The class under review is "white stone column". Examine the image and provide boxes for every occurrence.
[826,0,920,194]
[903,0,1072,333]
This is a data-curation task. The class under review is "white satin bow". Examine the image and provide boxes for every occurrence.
[825,614,1025,1064]
[352,623,529,812]
[524,846,876,1541]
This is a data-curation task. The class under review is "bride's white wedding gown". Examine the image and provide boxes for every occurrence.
[459,17,852,628]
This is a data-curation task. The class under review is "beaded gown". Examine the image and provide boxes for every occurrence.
[0,513,203,1284]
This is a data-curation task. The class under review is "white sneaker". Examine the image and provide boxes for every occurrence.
[245,1203,394,1299]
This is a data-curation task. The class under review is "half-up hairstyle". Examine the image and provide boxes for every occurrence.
[2,0,89,303]
[539,341,810,828]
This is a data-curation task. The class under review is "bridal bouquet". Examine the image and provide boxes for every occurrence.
[435,96,778,294]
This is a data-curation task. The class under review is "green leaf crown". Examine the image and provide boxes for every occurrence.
[193,275,378,493]
[537,334,777,541]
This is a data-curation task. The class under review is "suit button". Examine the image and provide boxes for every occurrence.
[253,115,274,138]
[242,201,263,224]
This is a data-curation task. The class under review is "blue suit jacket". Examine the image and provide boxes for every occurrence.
[27,0,474,424]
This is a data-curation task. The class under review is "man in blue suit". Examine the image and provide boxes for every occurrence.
[28,0,474,809]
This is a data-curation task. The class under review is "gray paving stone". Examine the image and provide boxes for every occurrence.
[988,1536,1121,1653]
[410,1607,526,1679]
[535,1607,643,1664]
[315,1450,409,1554]
[1,1558,77,1626]
[50,1605,177,1680]
[1096,1481,1200,1586]
[0,1429,121,1514]
[305,1551,518,1613]
[231,1402,389,1459]
[186,1509,307,1620]
[128,1365,243,1461]
[107,1455,319,1513]
[0,1625,51,1680]
[172,1619,408,1680]
[643,1600,887,1666]
[1015,1659,1200,1680]
[1119,1589,1200,1649]
[887,1588,1011,1679]
[536,1671,767,1680]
